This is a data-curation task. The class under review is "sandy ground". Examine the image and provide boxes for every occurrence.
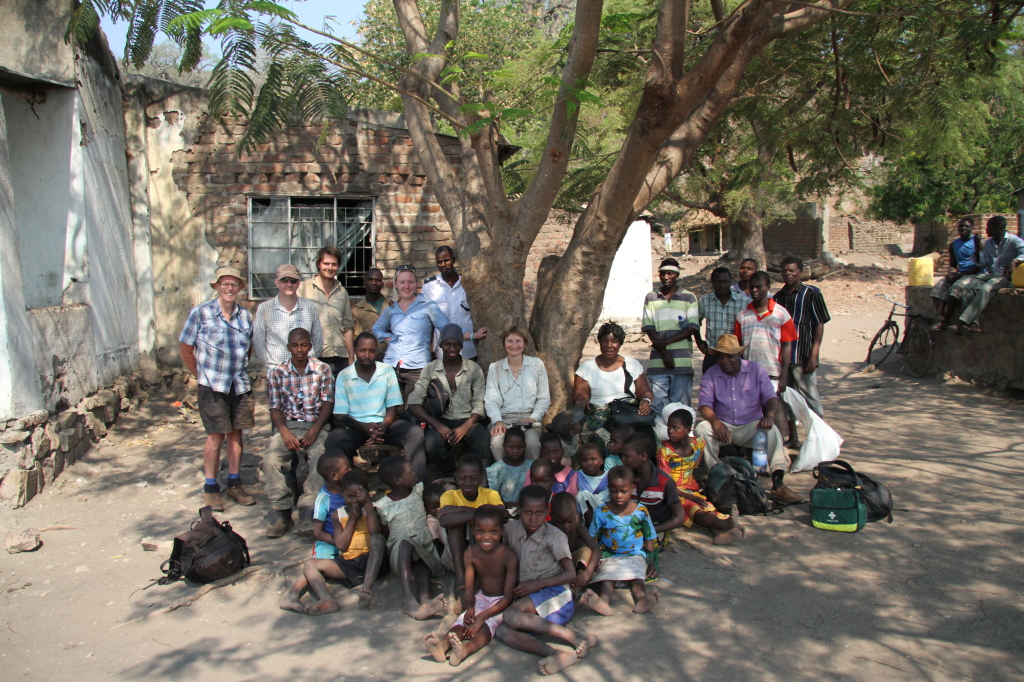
[2,259,1023,681]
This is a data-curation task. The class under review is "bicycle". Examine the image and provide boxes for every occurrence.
[865,294,934,378]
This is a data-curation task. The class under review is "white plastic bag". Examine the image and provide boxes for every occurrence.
[782,388,843,472]
[654,402,697,442]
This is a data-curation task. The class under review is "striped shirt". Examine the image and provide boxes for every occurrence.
[334,362,404,422]
[698,289,750,349]
[773,284,831,365]
[178,298,254,394]
[642,286,699,376]
[734,299,798,378]
[253,295,324,368]
[266,357,334,422]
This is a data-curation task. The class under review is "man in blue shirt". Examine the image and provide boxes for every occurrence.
[324,332,427,481]
[931,217,981,329]
[947,216,1024,334]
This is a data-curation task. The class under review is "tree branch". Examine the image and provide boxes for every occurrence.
[654,0,691,80]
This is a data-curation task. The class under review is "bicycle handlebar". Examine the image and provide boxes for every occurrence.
[876,293,909,309]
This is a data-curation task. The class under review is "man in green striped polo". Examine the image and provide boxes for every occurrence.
[642,258,702,413]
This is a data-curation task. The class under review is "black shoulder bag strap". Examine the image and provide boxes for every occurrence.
[622,365,637,399]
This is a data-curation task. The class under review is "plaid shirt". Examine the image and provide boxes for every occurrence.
[267,357,334,422]
[773,283,831,365]
[178,298,254,394]
[698,289,750,348]
[253,295,324,368]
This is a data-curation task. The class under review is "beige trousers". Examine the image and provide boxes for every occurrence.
[694,419,789,473]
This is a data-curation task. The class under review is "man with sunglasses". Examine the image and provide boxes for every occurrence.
[253,264,325,369]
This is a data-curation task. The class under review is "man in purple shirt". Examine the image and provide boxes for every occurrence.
[693,334,803,505]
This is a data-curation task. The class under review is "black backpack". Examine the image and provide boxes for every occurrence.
[814,460,894,523]
[159,506,250,584]
[705,456,773,516]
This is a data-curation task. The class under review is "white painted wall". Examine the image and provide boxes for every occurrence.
[599,219,653,329]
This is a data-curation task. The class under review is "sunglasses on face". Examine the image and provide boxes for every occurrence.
[278,278,299,284]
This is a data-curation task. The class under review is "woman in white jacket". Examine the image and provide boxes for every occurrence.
[484,327,550,461]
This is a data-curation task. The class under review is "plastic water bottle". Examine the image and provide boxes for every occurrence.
[752,428,768,473]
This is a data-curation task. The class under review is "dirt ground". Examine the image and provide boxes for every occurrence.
[2,257,1023,681]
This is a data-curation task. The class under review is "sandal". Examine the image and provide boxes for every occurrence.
[930,322,948,332]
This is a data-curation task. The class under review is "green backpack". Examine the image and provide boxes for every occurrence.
[809,460,867,532]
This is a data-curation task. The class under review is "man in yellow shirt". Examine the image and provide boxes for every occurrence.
[437,454,503,591]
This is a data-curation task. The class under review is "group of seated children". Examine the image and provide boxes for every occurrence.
[279,408,741,673]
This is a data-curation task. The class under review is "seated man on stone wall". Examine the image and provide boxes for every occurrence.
[931,217,981,330]
[944,216,1024,334]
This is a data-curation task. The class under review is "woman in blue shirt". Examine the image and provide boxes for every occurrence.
[372,266,480,403]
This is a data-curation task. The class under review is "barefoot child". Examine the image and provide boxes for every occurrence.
[657,409,742,546]
[525,434,579,496]
[497,485,598,676]
[438,455,504,591]
[375,455,448,620]
[581,466,660,615]
[605,424,635,470]
[280,467,386,614]
[485,426,530,509]
[422,482,448,563]
[574,442,609,526]
[424,507,517,667]
[549,492,600,591]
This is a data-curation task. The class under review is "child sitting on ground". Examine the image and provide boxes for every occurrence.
[574,442,609,526]
[657,409,743,546]
[485,426,530,509]
[581,465,660,616]
[422,482,448,562]
[549,492,601,591]
[374,455,448,620]
[525,433,579,495]
[280,465,386,614]
[437,455,504,592]
[604,424,635,470]
[424,506,517,667]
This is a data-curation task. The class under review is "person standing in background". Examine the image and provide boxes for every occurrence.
[422,246,488,361]
[298,245,354,379]
[253,264,324,369]
[642,258,700,412]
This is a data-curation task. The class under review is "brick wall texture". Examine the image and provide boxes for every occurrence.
[828,215,914,255]
[762,207,823,259]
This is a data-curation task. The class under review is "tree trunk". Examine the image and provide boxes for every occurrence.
[732,203,766,269]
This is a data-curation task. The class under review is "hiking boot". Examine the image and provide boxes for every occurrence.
[770,485,805,506]
[266,510,294,538]
[294,508,314,537]
[225,485,256,506]
[204,491,225,512]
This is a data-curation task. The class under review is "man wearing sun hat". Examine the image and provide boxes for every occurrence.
[179,267,257,511]
[693,334,803,505]
[253,263,324,369]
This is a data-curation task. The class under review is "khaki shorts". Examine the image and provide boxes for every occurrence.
[198,385,255,434]
[572,545,593,568]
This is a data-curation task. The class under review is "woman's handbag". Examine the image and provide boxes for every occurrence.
[606,367,655,429]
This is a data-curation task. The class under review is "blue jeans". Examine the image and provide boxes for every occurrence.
[648,373,693,416]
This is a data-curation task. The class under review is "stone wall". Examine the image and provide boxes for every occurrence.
[762,207,823,259]
[828,215,914,255]
[0,375,145,508]
[905,285,1024,390]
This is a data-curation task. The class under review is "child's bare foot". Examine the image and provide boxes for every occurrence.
[447,632,466,667]
[278,594,306,614]
[573,632,599,658]
[305,598,340,615]
[423,632,449,663]
[579,589,613,616]
[712,526,745,546]
[632,588,660,614]
[406,594,448,620]
[539,651,578,675]
[357,586,374,610]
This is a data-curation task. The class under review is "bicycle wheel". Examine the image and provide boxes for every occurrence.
[866,323,899,367]
[904,322,933,378]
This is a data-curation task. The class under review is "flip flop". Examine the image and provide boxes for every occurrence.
[930,322,947,332]
[950,324,963,336]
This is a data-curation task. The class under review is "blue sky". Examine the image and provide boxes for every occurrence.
[101,0,365,58]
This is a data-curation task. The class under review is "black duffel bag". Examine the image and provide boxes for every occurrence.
[159,506,250,584]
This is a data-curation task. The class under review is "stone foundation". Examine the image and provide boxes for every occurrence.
[905,285,1024,390]
[0,374,146,508]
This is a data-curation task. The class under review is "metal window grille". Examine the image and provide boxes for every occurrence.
[248,196,375,299]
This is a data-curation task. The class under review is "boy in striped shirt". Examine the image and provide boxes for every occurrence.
[642,258,701,414]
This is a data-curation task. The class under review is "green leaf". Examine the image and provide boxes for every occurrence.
[245,1,298,21]
[209,17,255,35]
[464,51,489,60]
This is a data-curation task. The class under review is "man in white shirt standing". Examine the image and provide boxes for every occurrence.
[421,246,487,360]
[253,264,325,369]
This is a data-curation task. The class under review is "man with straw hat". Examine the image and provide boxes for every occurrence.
[179,267,257,511]
[693,334,803,505]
